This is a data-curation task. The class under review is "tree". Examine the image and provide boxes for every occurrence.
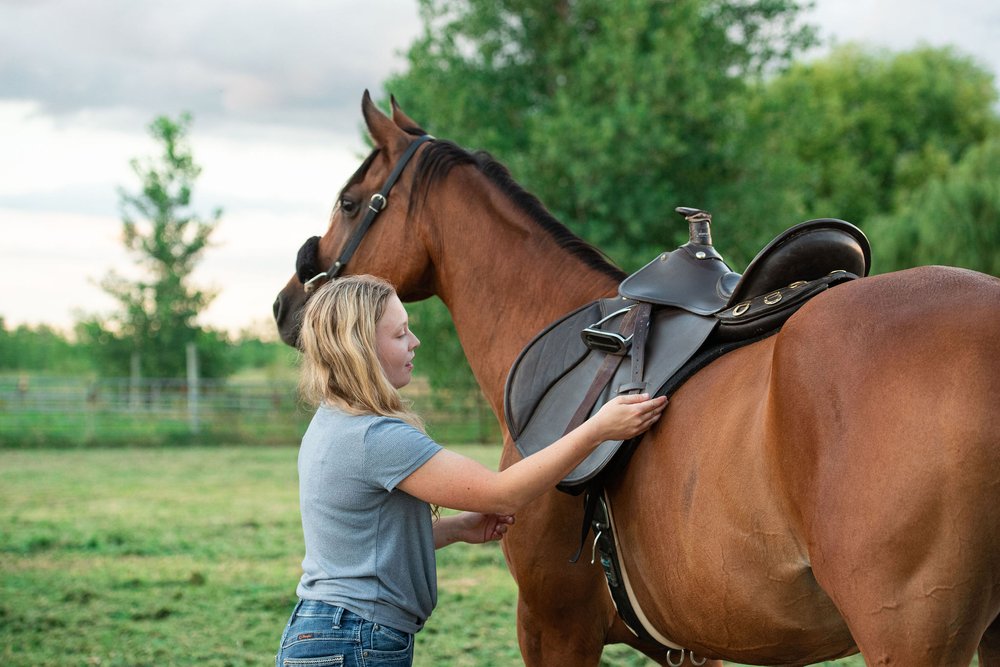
[868,137,1000,275]
[79,114,228,378]
[717,45,1000,267]
[388,0,818,269]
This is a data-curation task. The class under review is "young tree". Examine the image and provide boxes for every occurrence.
[79,114,228,378]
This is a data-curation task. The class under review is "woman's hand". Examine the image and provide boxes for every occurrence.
[457,511,515,544]
[589,393,668,442]
[435,511,515,548]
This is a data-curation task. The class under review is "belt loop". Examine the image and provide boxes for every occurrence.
[330,604,344,628]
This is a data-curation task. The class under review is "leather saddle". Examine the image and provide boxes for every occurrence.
[503,208,870,493]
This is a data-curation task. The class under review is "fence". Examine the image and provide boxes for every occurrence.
[0,375,501,448]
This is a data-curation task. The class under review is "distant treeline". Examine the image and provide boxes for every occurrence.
[0,317,295,380]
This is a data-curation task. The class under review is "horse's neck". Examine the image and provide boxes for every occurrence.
[430,181,620,415]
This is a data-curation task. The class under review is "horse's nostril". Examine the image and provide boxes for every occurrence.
[273,295,283,322]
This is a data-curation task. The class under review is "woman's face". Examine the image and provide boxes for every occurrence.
[375,293,420,389]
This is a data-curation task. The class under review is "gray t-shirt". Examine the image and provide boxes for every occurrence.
[295,404,443,634]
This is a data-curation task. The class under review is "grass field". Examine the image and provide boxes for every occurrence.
[0,446,875,666]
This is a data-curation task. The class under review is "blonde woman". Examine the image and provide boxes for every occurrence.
[275,274,667,667]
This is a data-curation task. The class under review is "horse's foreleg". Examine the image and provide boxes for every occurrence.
[514,593,606,667]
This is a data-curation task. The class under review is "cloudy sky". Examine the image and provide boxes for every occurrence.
[1,0,998,338]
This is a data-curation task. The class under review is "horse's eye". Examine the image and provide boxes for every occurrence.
[340,197,359,216]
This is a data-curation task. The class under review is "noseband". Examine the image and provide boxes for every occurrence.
[297,134,434,293]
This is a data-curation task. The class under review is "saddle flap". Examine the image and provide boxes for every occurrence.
[505,299,618,440]
[505,304,718,492]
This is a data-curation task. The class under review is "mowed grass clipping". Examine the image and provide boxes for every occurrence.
[0,446,870,667]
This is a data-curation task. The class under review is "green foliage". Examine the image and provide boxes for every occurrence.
[0,319,92,374]
[869,137,1000,275]
[78,113,225,378]
[718,45,1000,267]
[407,297,479,392]
[225,327,303,383]
[382,0,824,389]
[384,2,999,277]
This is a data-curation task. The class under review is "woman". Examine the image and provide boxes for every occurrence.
[275,275,668,667]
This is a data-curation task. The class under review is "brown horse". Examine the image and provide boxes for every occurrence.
[273,92,1000,666]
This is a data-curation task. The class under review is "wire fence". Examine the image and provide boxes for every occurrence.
[0,375,502,448]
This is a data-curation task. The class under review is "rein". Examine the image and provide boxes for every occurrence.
[300,134,434,292]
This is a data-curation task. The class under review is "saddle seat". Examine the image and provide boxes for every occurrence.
[618,216,871,316]
[503,211,870,493]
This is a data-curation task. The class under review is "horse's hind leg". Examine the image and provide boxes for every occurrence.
[819,559,988,666]
[826,576,988,666]
[979,616,1000,667]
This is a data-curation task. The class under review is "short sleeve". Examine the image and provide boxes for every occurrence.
[363,418,443,491]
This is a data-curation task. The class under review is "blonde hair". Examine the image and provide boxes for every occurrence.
[298,275,423,429]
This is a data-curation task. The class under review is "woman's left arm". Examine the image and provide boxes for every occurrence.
[433,512,515,549]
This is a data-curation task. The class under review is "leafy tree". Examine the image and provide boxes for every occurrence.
[718,45,1000,267]
[868,137,1000,275]
[78,114,228,378]
[406,296,478,392]
[378,2,1000,393]
[388,0,818,269]
[225,322,301,382]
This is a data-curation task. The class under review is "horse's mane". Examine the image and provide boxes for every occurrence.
[409,138,625,281]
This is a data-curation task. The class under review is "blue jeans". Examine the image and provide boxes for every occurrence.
[276,599,414,667]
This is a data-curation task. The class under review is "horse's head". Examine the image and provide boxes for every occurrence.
[273,92,436,347]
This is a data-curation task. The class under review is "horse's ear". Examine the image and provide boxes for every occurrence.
[361,90,408,150]
[390,95,426,135]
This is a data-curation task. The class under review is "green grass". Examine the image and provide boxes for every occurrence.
[0,446,873,666]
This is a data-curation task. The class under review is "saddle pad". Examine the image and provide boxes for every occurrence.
[504,299,719,490]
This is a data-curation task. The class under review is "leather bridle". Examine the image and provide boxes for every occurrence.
[297,134,434,293]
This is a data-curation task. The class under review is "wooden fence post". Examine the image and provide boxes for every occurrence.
[187,343,200,434]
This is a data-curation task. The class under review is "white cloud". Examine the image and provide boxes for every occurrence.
[0,0,420,127]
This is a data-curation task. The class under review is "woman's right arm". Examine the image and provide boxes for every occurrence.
[396,393,667,515]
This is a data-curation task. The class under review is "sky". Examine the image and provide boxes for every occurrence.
[1,0,999,339]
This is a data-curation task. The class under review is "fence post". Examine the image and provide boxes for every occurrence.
[130,352,141,409]
[187,343,200,434]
